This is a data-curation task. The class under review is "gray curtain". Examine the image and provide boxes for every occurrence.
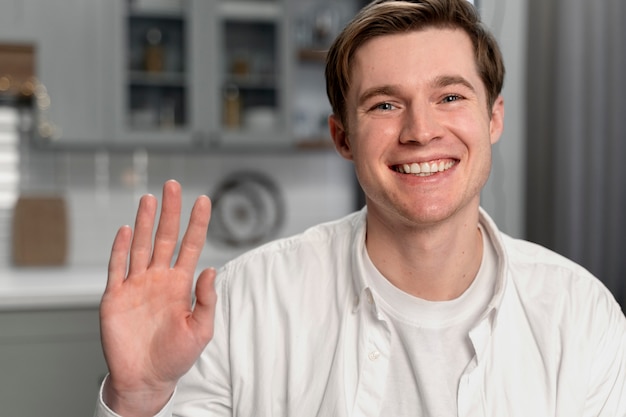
[526,0,626,309]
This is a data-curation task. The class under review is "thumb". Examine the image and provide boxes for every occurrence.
[190,268,218,343]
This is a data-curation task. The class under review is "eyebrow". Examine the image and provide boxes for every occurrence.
[357,74,477,107]
[357,85,400,107]
[432,75,476,92]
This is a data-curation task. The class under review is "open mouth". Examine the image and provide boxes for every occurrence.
[393,159,457,177]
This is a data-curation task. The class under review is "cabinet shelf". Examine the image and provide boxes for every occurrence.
[128,70,187,86]
[224,73,277,89]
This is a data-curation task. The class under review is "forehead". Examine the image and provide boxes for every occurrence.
[349,28,480,94]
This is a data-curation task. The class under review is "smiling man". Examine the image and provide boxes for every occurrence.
[95,1,626,416]
[328,26,502,302]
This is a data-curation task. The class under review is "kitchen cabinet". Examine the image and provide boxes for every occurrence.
[110,0,293,149]
[110,0,368,149]
[2,0,365,149]
[0,307,107,416]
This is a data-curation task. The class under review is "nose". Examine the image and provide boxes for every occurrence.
[399,103,444,145]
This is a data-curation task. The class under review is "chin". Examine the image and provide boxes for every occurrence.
[398,200,478,228]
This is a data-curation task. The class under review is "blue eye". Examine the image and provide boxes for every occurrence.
[442,95,462,103]
[375,102,394,111]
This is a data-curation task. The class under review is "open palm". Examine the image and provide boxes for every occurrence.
[100,180,217,416]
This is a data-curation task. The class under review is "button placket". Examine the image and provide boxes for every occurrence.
[368,350,381,361]
[351,289,391,417]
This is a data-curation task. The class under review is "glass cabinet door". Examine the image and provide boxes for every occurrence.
[290,0,361,147]
[126,8,187,131]
[114,0,194,146]
[215,1,289,147]
[220,20,277,131]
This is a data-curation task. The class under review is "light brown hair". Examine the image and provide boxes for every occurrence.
[325,0,505,125]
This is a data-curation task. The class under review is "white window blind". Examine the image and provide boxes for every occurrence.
[0,106,19,264]
[0,106,18,208]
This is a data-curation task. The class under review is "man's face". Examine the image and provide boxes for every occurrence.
[330,27,504,228]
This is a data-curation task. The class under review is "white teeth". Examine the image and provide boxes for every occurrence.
[396,160,455,176]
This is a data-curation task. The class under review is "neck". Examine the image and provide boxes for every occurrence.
[365,208,484,301]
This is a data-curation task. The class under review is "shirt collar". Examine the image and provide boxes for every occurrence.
[349,207,375,314]
[468,208,511,362]
[477,207,509,325]
[348,207,510,327]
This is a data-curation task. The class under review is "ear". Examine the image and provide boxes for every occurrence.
[329,114,354,161]
[489,95,505,145]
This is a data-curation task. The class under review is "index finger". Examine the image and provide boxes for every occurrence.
[174,195,212,275]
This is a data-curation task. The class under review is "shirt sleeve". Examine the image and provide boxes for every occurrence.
[582,291,626,417]
[93,375,175,417]
[170,270,233,416]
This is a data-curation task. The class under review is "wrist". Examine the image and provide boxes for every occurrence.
[102,374,176,417]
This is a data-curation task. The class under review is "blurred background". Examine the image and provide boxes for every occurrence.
[0,0,623,415]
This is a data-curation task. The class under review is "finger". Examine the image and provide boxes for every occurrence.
[127,193,158,276]
[106,225,132,291]
[190,267,217,343]
[151,180,183,269]
[174,195,211,276]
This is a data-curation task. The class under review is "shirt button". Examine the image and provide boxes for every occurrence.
[366,290,374,304]
[368,350,381,361]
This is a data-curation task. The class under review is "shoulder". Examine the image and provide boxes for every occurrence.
[479,209,610,306]
[216,210,364,287]
[231,210,361,264]
[211,210,365,328]
[479,208,623,335]
[501,233,606,297]
[498,233,625,339]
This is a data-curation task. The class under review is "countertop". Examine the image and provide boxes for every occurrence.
[0,264,217,311]
[0,266,108,311]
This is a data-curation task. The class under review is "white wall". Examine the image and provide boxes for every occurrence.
[18,150,356,269]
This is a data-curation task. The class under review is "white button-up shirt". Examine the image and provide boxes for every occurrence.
[96,208,626,417]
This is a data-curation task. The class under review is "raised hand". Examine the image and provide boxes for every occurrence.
[100,180,217,416]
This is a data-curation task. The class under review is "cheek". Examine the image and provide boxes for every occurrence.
[448,113,493,149]
[472,138,494,188]
[352,117,399,148]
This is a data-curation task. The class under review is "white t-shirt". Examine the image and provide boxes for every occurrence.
[363,226,497,416]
